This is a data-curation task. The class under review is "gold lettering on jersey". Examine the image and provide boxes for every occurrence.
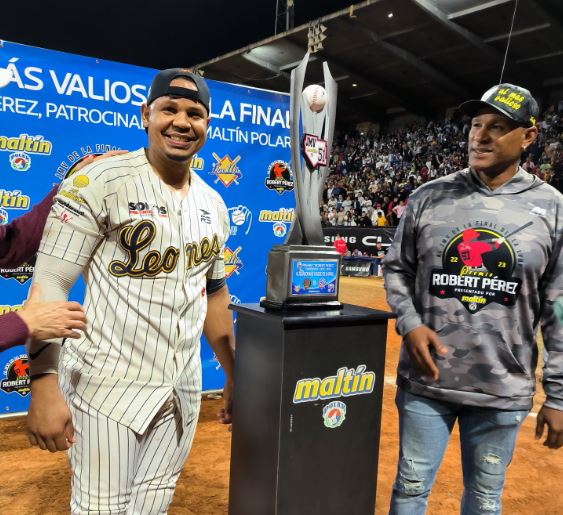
[59,188,87,205]
[109,220,180,277]
[185,234,221,270]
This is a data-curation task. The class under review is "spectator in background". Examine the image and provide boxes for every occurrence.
[343,210,357,226]
[373,209,388,227]
[358,210,373,227]
[392,199,407,222]
[373,241,386,277]
[387,197,400,226]
[333,234,348,255]
[327,207,337,226]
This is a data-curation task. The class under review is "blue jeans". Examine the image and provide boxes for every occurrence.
[389,388,528,515]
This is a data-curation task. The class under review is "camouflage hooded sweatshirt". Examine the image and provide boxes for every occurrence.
[384,167,563,411]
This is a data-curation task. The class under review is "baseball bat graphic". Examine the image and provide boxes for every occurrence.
[480,221,533,244]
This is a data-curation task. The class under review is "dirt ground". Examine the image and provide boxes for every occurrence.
[0,276,561,514]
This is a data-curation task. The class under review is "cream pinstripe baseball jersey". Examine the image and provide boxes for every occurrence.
[37,148,229,434]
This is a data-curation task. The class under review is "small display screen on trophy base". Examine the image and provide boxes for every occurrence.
[289,259,339,297]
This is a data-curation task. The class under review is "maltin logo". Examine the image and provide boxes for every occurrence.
[0,134,52,155]
[293,365,375,403]
[0,189,30,210]
[190,153,204,171]
[1,355,31,397]
[9,152,31,171]
[0,208,8,225]
[259,208,295,237]
[0,304,22,315]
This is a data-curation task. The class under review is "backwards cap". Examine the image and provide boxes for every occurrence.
[147,68,210,114]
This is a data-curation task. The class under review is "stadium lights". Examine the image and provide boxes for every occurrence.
[307,22,327,54]
[388,12,393,18]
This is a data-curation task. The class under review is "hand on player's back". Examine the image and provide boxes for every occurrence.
[73,150,128,172]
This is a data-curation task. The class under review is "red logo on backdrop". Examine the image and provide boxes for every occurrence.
[265,160,294,194]
[1,355,31,397]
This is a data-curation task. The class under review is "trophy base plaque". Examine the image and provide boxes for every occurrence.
[261,245,342,310]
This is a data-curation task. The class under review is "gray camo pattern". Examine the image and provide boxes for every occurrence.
[384,167,563,410]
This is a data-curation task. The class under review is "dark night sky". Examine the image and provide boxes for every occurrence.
[0,1,354,69]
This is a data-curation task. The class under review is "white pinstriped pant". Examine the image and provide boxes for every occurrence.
[66,395,197,514]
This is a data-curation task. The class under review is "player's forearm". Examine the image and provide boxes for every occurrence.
[204,285,235,379]
[209,336,235,380]
[27,253,83,376]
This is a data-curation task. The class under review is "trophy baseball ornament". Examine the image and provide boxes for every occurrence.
[261,53,341,309]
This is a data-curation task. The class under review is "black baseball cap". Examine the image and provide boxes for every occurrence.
[458,83,538,127]
[147,68,210,114]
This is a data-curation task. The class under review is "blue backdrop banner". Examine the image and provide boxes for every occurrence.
[0,40,293,415]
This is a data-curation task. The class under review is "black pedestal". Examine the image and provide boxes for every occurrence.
[228,303,394,515]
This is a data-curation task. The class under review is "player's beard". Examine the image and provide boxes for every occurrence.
[165,151,193,163]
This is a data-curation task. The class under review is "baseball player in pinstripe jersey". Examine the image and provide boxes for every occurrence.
[26,69,235,514]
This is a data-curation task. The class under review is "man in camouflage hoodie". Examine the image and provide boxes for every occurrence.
[384,83,563,515]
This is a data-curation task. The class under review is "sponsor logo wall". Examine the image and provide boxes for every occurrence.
[0,40,293,414]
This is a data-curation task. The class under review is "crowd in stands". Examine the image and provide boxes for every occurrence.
[321,102,563,227]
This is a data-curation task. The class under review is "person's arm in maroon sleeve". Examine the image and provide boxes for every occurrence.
[0,185,58,269]
[0,311,29,352]
[0,284,86,353]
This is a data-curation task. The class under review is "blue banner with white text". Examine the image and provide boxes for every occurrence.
[0,40,293,415]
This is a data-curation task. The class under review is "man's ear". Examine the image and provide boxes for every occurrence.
[141,103,150,128]
[523,125,538,150]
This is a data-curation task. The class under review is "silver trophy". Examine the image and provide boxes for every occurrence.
[261,53,341,309]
